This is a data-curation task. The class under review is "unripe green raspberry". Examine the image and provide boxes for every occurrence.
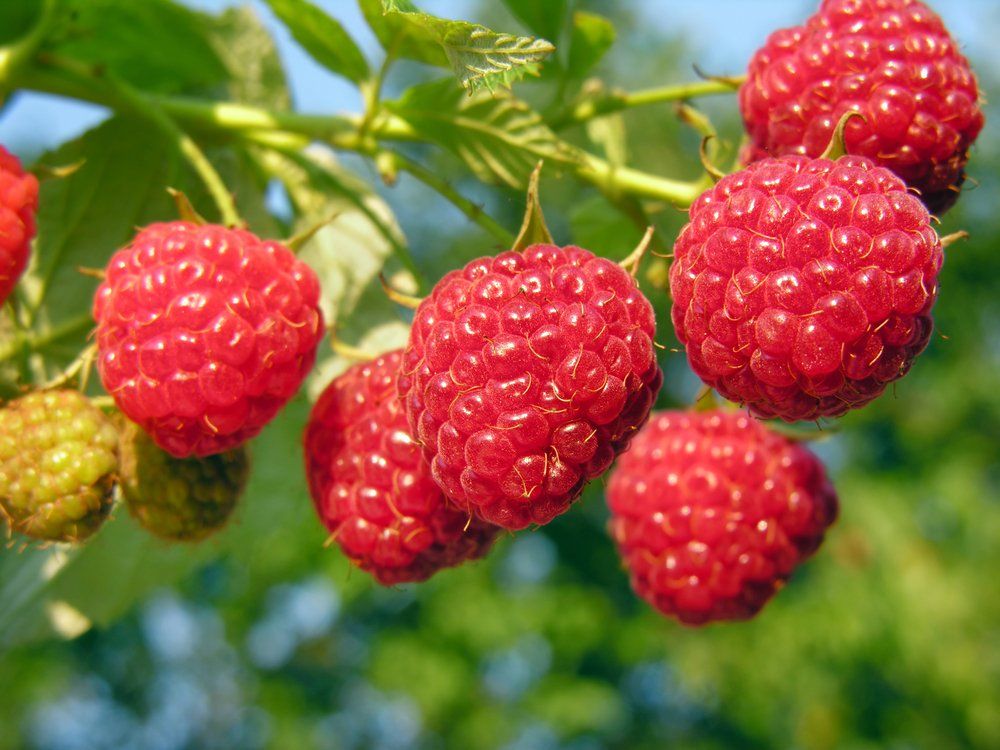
[118,421,248,542]
[0,390,118,543]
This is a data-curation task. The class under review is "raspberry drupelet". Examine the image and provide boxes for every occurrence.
[305,350,498,585]
[670,154,942,421]
[398,244,662,531]
[94,222,324,457]
[607,409,838,625]
[739,0,984,214]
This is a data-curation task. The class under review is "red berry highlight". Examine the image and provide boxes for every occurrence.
[94,222,323,457]
[398,244,662,530]
[670,154,942,421]
[739,0,984,214]
[0,145,39,305]
[305,350,498,585]
[607,409,838,625]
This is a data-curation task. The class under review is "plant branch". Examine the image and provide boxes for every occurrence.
[549,78,740,129]
[0,313,94,364]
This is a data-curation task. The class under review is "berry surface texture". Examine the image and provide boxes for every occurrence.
[0,390,119,543]
[93,222,324,458]
[739,0,983,214]
[607,409,838,625]
[305,350,498,585]
[670,154,942,421]
[398,244,663,530]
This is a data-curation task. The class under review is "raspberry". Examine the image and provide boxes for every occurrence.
[0,145,39,305]
[607,409,838,625]
[670,154,942,421]
[739,0,984,214]
[398,244,662,530]
[118,421,248,542]
[304,350,498,585]
[94,221,324,458]
[0,390,118,543]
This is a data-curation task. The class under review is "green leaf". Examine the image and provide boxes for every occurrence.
[264,0,369,84]
[359,0,448,67]
[55,0,228,94]
[207,6,291,109]
[567,11,615,79]
[363,0,555,93]
[0,1,41,46]
[386,78,578,189]
[500,0,567,43]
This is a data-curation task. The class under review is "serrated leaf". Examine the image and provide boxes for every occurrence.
[359,0,448,67]
[208,6,291,109]
[54,0,228,94]
[567,11,615,80]
[363,0,554,93]
[386,78,578,189]
[500,0,567,44]
[265,0,369,84]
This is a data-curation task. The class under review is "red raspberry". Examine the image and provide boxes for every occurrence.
[0,145,39,305]
[607,409,838,625]
[398,244,662,531]
[739,0,984,214]
[304,350,498,585]
[670,154,942,421]
[94,221,323,457]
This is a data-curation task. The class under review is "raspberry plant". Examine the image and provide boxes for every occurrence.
[0,1,994,746]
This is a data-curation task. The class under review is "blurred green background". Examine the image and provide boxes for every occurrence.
[0,1,997,749]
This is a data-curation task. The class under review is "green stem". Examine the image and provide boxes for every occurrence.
[19,64,706,209]
[550,78,739,129]
[34,56,243,227]
[0,313,94,364]
[391,151,514,246]
[0,0,57,87]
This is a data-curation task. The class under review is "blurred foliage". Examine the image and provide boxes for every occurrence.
[0,1,998,749]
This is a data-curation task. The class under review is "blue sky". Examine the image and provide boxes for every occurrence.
[0,1,993,156]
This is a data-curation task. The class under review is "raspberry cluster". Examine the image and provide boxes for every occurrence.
[670,154,942,421]
[0,145,39,305]
[740,0,983,214]
[94,222,324,458]
[607,409,838,625]
[398,244,662,530]
[305,350,498,585]
[0,390,119,543]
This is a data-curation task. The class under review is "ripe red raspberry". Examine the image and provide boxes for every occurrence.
[94,222,323,458]
[739,0,984,214]
[607,409,838,625]
[0,145,39,305]
[304,350,498,585]
[670,154,942,421]
[398,244,662,530]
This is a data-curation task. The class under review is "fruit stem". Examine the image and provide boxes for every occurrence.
[0,0,57,87]
[548,78,741,129]
[0,313,94,364]
[390,151,515,246]
[32,55,244,228]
